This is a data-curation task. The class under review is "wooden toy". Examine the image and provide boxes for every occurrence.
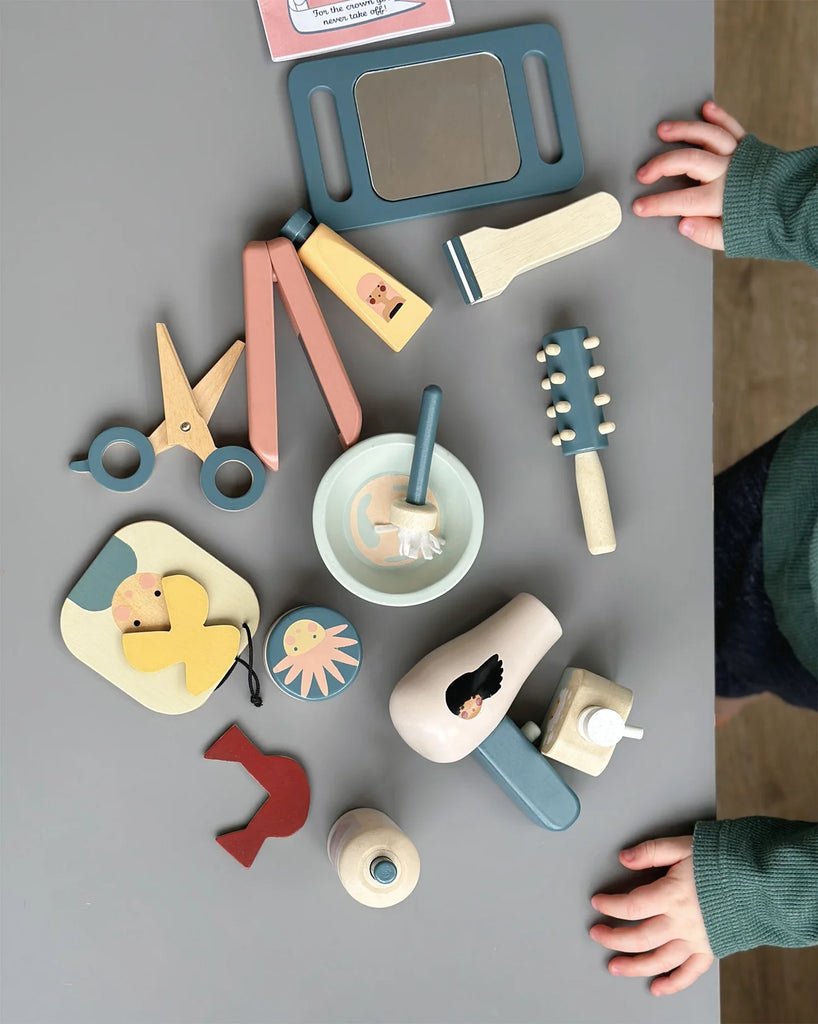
[205,725,310,868]
[313,434,484,607]
[70,324,266,511]
[287,24,582,230]
[328,808,420,908]
[242,237,362,471]
[349,472,440,569]
[471,717,582,830]
[265,605,361,701]
[280,211,431,353]
[374,385,445,559]
[537,326,616,555]
[122,575,241,697]
[60,521,260,714]
[444,193,622,306]
[522,668,644,777]
[389,594,580,830]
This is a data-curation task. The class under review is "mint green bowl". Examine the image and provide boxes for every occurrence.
[313,434,484,607]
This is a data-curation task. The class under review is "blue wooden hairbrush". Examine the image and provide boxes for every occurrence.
[537,327,616,554]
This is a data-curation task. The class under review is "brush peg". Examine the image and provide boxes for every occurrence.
[536,350,546,363]
[594,393,611,406]
[555,400,571,413]
[546,405,557,419]
[588,365,605,379]
[559,428,576,442]
[598,421,616,435]
[551,434,562,446]
[541,377,551,390]
[582,335,600,349]
[551,371,567,385]
[544,343,561,356]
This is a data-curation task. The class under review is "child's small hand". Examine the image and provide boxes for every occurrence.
[633,101,746,250]
[589,835,714,996]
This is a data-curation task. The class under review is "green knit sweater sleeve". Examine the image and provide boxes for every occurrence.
[723,134,818,267]
[693,817,818,957]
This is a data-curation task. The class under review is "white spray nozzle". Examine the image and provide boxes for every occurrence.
[577,706,644,747]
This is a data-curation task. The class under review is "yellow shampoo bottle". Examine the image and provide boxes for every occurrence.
[281,209,432,353]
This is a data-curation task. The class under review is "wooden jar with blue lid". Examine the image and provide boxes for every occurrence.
[265,606,361,701]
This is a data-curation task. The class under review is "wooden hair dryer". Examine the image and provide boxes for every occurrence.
[389,594,580,831]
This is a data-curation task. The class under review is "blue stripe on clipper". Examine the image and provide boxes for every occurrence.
[443,237,482,305]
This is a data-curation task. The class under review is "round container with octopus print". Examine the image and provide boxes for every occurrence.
[264,605,361,702]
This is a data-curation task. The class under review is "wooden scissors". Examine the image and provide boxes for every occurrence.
[70,324,266,511]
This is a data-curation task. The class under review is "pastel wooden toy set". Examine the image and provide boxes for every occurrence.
[522,668,644,777]
[287,24,583,230]
[59,13,646,905]
[328,808,420,908]
[390,594,581,831]
[61,521,261,714]
[444,192,622,306]
[205,725,311,867]
[280,209,432,352]
[537,326,617,555]
[242,237,362,471]
[265,605,361,701]
[71,325,266,512]
[374,385,445,560]
[312,432,483,606]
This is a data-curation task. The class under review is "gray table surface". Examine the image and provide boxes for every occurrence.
[0,1,716,1021]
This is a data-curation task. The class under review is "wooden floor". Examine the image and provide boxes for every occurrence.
[714,2,818,1022]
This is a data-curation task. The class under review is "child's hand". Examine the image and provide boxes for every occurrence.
[633,101,746,250]
[589,835,714,996]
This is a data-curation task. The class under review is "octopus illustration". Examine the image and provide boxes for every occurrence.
[273,619,359,698]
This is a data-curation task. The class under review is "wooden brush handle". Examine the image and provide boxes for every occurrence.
[461,193,622,302]
[574,451,616,555]
[506,192,622,274]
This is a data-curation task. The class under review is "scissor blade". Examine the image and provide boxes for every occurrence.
[155,323,216,460]
[149,340,244,455]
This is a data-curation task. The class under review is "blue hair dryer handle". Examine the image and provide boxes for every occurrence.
[407,385,442,506]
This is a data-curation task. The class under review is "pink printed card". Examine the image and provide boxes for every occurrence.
[257,0,455,62]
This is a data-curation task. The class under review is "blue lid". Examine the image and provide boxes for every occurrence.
[370,857,398,885]
[265,605,361,702]
[281,208,316,248]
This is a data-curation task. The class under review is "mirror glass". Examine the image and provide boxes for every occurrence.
[354,53,521,202]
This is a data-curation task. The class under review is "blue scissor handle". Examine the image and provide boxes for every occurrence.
[69,426,156,492]
[200,445,266,512]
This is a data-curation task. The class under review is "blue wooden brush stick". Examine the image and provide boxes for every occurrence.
[379,385,445,561]
[406,384,442,506]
